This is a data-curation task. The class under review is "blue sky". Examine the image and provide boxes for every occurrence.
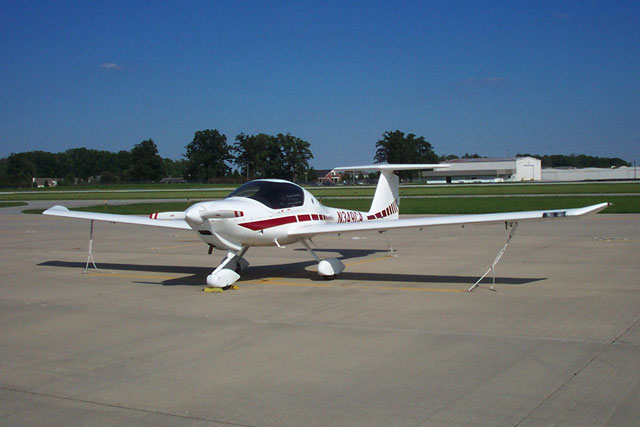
[1,0,639,168]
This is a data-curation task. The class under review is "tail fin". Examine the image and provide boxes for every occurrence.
[368,169,400,219]
[333,164,449,220]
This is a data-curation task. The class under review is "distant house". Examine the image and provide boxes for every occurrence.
[160,176,186,184]
[32,177,61,187]
[315,169,343,184]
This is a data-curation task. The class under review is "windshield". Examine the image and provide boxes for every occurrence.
[227,181,304,209]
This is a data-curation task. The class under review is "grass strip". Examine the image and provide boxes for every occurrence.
[312,182,640,197]
[321,196,637,214]
[4,182,638,201]
[2,183,234,192]
[0,201,27,208]
[2,191,228,201]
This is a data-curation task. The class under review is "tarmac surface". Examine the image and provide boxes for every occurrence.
[1,210,638,426]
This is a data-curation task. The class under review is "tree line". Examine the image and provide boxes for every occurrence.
[515,153,630,168]
[0,141,187,187]
[186,130,313,183]
[0,129,314,188]
[0,128,631,188]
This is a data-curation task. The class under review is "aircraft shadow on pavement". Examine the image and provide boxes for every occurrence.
[39,246,545,288]
[241,263,545,286]
[38,248,384,284]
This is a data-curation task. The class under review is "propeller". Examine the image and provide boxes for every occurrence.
[151,203,245,252]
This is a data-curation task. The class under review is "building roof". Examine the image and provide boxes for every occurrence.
[32,177,61,185]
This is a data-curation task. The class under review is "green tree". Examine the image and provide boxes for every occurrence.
[20,151,58,177]
[116,150,132,178]
[162,158,187,178]
[233,133,273,179]
[516,153,630,168]
[439,154,460,162]
[128,139,163,182]
[64,148,111,181]
[101,171,118,184]
[184,129,233,182]
[374,130,438,180]
[0,158,9,187]
[6,154,36,187]
[233,132,313,181]
[277,133,313,182]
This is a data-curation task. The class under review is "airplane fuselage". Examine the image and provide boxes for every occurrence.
[185,187,369,250]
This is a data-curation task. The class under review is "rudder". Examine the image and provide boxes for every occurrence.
[367,170,399,220]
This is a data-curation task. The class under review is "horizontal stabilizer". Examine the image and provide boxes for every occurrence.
[334,163,449,172]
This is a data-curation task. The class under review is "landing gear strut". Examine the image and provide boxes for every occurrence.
[206,247,249,288]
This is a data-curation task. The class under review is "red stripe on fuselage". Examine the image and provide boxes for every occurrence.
[367,202,398,221]
[239,213,328,231]
[239,216,297,231]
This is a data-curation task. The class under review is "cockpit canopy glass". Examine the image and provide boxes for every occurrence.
[226,180,304,209]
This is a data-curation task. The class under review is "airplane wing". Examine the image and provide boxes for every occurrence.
[42,205,191,230]
[288,203,610,238]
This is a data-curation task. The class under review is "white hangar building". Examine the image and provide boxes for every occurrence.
[542,167,639,181]
[422,157,542,183]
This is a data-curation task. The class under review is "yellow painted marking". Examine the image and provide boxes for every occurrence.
[343,255,394,267]
[203,287,224,293]
[241,277,334,288]
[202,284,238,292]
[376,286,464,293]
[87,263,465,293]
[240,277,464,293]
[151,242,202,250]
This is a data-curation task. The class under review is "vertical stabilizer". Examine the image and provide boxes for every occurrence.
[333,164,449,220]
[368,170,400,219]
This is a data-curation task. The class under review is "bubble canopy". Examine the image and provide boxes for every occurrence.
[226,180,305,210]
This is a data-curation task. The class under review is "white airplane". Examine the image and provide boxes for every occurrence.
[43,164,609,290]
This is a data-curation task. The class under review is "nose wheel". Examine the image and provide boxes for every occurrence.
[206,247,249,288]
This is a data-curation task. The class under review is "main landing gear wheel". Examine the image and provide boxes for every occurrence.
[300,240,345,279]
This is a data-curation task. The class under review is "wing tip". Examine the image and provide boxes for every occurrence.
[564,202,611,217]
[42,205,69,215]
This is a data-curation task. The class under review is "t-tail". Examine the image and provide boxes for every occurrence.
[333,164,449,220]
